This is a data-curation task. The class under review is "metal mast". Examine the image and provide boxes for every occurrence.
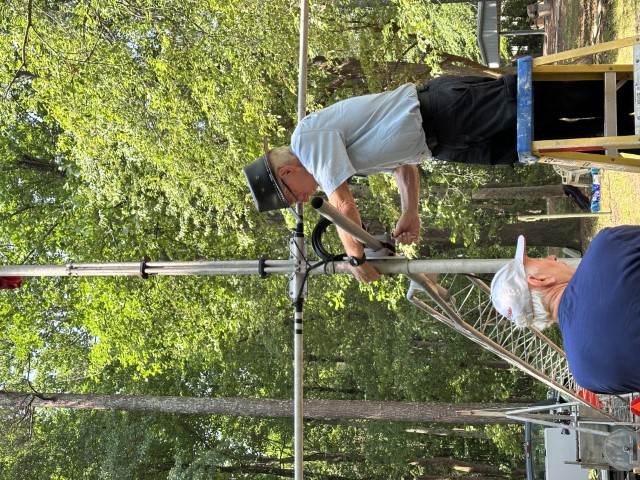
[293,1,309,478]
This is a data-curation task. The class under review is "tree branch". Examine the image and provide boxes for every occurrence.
[4,0,34,98]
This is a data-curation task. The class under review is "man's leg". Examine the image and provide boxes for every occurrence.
[419,75,518,165]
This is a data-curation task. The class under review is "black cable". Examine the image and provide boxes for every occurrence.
[311,217,345,261]
[463,273,493,283]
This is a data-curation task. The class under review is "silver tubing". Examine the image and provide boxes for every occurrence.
[290,231,306,480]
[297,1,309,125]
[0,260,298,277]
[312,257,581,275]
[295,1,309,478]
[310,195,457,305]
[0,257,582,278]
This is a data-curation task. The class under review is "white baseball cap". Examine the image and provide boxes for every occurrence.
[490,235,534,325]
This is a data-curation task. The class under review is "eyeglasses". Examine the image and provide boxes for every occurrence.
[280,177,298,203]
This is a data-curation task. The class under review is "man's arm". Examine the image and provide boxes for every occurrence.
[328,182,382,283]
[392,164,422,244]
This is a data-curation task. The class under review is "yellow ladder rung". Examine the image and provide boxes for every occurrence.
[533,65,633,73]
[532,65,633,82]
[535,151,640,173]
[533,36,640,66]
[533,135,640,151]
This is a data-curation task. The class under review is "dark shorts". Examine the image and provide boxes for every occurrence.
[417,75,518,166]
[417,75,636,166]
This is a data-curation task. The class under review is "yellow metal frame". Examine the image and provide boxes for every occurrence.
[533,36,640,66]
[537,151,640,173]
[534,135,640,152]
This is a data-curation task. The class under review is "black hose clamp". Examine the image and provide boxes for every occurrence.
[258,254,268,279]
[140,255,150,279]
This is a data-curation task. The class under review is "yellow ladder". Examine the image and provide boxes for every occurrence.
[518,36,640,172]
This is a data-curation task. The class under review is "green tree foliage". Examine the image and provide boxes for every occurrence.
[0,0,551,478]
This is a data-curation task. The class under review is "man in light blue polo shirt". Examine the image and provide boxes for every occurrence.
[243,76,519,282]
[290,84,432,197]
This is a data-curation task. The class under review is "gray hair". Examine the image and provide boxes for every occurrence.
[268,146,297,173]
[264,147,298,205]
[517,265,555,331]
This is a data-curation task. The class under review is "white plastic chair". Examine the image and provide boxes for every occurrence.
[553,165,592,186]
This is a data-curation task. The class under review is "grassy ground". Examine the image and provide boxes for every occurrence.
[593,0,640,234]
[567,0,640,237]
[543,0,640,248]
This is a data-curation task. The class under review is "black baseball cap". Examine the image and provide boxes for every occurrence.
[243,139,289,212]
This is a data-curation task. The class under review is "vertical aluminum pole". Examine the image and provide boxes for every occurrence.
[294,1,309,479]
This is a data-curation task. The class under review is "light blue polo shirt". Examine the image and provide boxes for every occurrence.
[289,83,431,197]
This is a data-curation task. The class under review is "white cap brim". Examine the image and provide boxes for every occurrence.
[515,235,526,262]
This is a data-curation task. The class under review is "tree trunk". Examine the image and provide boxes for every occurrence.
[475,203,539,214]
[423,217,584,250]
[306,386,364,396]
[214,464,351,480]
[459,359,512,370]
[0,391,524,424]
[214,464,295,478]
[409,456,511,477]
[472,185,566,200]
[405,427,489,439]
[268,452,365,465]
[16,153,66,177]
[310,55,510,99]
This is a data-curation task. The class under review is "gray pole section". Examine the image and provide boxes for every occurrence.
[0,257,581,279]
[294,1,309,478]
[315,257,581,275]
[0,260,298,277]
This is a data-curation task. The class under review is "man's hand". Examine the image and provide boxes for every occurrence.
[393,210,422,245]
[348,261,382,283]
